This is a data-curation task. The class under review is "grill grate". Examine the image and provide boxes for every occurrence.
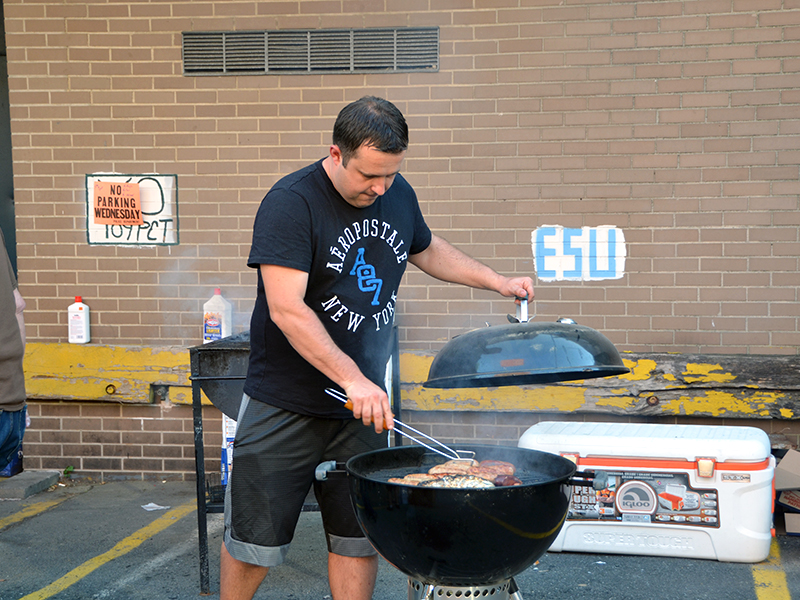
[182,27,439,76]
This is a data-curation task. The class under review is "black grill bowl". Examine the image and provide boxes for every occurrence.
[346,444,575,586]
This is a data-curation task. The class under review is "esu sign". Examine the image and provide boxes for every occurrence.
[532,225,626,282]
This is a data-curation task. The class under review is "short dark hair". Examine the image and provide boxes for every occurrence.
[332,96,408,166]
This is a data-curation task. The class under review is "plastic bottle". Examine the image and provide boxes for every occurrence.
[68,296,90,344]
[203,288,232,344]
[221,414,237,487]
[203,289,235,485]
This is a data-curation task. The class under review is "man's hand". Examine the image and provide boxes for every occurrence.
[342,379,394,434]
[495,276,534,304]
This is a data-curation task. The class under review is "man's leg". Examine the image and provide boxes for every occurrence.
[0,408,25,472]
[328,552,379,600]
[220,542,269,600]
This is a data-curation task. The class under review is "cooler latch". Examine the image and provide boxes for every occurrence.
[560,452,580,465]
[696,458,716,478]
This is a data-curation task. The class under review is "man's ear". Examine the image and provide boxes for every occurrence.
[329,144,344,167]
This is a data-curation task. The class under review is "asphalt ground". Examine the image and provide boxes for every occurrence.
[0,477,799,600]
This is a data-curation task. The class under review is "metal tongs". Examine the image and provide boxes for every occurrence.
[325,388,474,462]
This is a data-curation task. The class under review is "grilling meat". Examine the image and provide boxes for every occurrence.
[427,459,478,475]
[387,459,519,487]
[388,473,438,485]
[467,459,517,483]
[418,475,496,489]
[493,474,523,486]
[474,459,516,475]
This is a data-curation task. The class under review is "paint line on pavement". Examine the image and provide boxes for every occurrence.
[92,514,224,599]
[0,496,71,533]
[752,538,791,600]
[18,501,196,600]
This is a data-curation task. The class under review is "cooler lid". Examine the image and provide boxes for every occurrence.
[518,421,771,463]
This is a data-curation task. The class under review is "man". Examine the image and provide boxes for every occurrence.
[222,96,534,600]
[0,227,26,474]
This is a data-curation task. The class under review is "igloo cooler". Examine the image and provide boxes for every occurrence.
[518,421,775,562]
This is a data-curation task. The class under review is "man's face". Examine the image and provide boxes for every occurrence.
[326,144,406,208]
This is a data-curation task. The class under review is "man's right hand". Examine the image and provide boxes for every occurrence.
[342,379,394,434]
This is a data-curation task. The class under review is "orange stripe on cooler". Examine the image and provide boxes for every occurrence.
[571,456,772,471]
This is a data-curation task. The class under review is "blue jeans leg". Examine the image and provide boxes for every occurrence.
[0,407,26,472]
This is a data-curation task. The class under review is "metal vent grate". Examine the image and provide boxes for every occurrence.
[182,27,439,75]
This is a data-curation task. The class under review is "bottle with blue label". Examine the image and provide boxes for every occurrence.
[221,414,237,487]
[202,288,232,344]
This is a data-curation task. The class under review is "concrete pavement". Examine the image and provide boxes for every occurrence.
[0,470,60,500]
[0,474,798,600]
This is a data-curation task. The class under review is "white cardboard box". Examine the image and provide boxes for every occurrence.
[785,513,800,536]
[775,448,800,491]
[519,421,774,563]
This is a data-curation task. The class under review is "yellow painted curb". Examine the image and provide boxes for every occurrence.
[21,343,797,419]
[23,342,210,406]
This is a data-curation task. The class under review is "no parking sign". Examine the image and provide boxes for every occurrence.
[85,173,178,246]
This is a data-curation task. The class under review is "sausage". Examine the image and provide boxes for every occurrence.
[493,474,522,487]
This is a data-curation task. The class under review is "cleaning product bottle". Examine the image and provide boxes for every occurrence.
[68,296,90,344]
[221,413,237,488]
[203,288,232,344]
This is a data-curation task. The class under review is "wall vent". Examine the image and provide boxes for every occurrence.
[182,27,439,75]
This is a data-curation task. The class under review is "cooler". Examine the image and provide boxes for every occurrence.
[518,421,775,562]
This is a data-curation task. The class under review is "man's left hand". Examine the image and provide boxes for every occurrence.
[496,277,535,303]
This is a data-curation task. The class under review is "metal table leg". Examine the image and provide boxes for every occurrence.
[192,374,211,595]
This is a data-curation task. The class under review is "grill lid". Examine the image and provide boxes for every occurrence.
[423,315,629,389]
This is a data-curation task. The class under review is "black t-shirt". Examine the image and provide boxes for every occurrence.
[244,158,432,418]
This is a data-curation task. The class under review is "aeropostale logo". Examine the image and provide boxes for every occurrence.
[532,225,626,282]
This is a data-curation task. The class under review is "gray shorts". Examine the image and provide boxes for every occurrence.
[223,394,383,567]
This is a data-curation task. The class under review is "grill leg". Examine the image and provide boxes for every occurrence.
[407,580,435,600]
[509,577,524,599]
[420,584,435,600]
[192,376,211,595]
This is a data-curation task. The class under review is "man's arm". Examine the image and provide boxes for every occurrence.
[13,288,25,349]
[409,234,535,301]
[260,264,393,433]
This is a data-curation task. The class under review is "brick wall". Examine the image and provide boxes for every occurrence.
[22,400,800,482]
[24,400,223,481]
[4,0,799,356]
[5,1,800,479]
